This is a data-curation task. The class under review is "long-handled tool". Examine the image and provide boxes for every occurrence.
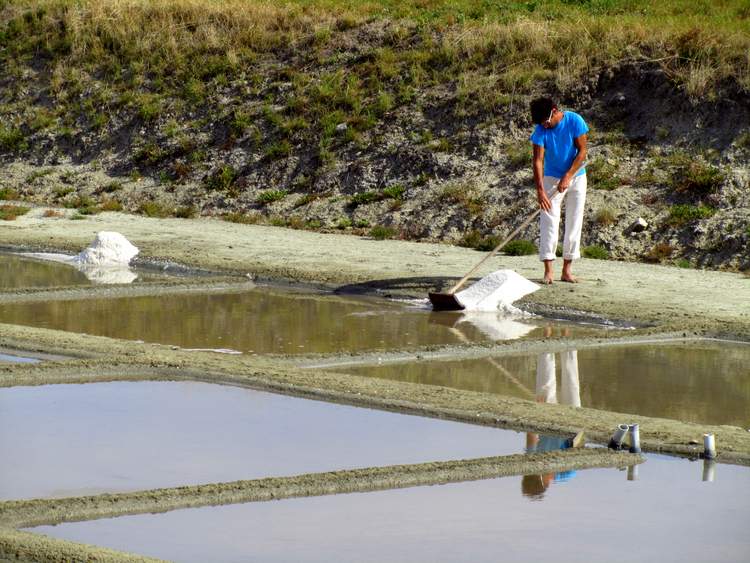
[429,193,560,311]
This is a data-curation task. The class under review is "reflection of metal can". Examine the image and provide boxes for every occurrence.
[628,424,641,454]
[627,464,639,481]
[608,423,629,450]
[702,458,716,482]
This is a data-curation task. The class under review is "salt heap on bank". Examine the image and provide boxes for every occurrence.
[454,269,540,313]
[74,231,139,267]
[73,231,139,284]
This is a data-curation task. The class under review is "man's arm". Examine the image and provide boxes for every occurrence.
[533,144,552,211]
[557,134,588,192]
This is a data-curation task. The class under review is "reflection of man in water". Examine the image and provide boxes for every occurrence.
[522,350,581,499]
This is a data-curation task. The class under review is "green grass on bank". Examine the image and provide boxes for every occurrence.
[0,0,748,182]
[1,1,747,111]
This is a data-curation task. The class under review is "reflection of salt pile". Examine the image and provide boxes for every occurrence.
[457,314,536,340]
[73,231,139,284]
[455,269,540,312]
[76,264,138,284]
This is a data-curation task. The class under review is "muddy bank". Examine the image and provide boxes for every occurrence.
[0,529,163,563]
[1,212,748,338]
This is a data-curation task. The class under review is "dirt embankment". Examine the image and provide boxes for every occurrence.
[1,3,748,270]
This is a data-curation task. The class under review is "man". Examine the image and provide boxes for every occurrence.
[529,97,589,284]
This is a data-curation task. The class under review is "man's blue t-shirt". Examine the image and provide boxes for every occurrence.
[529,111,589,178]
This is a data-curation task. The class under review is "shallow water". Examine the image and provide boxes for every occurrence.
[0,254,92,288]
[0,253,180,288]
[0,288,609,354]
[341,342,750,427]
[0,353,39,363]
[29,454,750,563]
[0,381,527,501]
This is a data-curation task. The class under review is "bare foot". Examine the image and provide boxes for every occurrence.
[560,274,579,283]
[542,275,554,285]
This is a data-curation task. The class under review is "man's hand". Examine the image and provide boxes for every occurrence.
[557,174,572,193]
[537,188,552,211]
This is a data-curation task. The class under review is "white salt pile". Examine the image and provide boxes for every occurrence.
[72,232,139,284]
[20,231,139,284]
[454,269,540,312]
[74,231,139,267]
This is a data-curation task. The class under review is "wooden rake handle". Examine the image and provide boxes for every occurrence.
[448,208,541,294]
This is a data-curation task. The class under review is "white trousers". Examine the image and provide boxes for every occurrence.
[535,351,581,407]
[539,174,587,261]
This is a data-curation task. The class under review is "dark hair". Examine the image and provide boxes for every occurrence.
[530,97,555,125]
[521,474,548,499]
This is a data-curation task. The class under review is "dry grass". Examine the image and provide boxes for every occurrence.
[0,204,30,220]
[595,208,617,226]
[645,242,675,263]
[1,0,748,173]
[3,1,747,95]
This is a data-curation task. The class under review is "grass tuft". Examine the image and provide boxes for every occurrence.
[0,126,28,152]
[369,225,395,240]
[667,204,716,226]
[204,165,239,192]
[645,243,675,263]
[138,201,172,218]
[0,204,30,220]
[383,184,406,200]
[505,141,532,168]
[595,208,617,226]
[222,212,261,224]
[583,245,609,260]
[98,199,123,212]
[0,187,20,200]
[673,162,725,198]
[503,240,537,256]
[587,159,623,191]
[349,191,381,207]
[257,189,288,204]
[438,182,484,217]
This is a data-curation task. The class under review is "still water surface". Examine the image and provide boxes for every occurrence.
[0,381,525,500]
[29,454,750,563]
[0,289,608,354]
[342,342,750,427]
[0,253,180,288]
[0,254,92,288]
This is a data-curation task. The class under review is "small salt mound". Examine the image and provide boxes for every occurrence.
[455,269,540,312]
[74,231,139,267]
